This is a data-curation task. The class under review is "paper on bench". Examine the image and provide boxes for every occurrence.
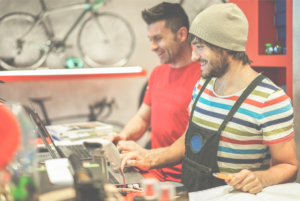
[189,183,300,201]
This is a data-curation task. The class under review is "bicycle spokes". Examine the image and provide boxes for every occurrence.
[92,14,109,43]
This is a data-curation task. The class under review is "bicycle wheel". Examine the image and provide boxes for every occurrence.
[78,12,135,67]
[0,12,50,70]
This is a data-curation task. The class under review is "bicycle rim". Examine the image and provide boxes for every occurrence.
[78,12,135,67]
[0,13,50,70]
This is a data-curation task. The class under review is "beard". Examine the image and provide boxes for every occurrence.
[200,52,230,79]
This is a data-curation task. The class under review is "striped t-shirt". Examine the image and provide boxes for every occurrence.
[189,76,294,174]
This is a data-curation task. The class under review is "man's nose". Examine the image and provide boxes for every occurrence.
[150,41,158,51]
[191,50,200,62]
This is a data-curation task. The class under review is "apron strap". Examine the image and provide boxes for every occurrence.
[190,78,212,120]
[218,74,266,132]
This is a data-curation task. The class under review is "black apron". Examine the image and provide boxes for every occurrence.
[181,74,265,192]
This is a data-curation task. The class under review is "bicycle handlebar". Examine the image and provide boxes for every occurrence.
[92,0,106,10]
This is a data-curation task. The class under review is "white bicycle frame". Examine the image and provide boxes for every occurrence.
[19,0,109,52]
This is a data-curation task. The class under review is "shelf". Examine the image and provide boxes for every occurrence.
[258,0,285,55]
[230,0,292,100]
[251,54,288,67]
[0,67,147,82]
[252,66,286,87]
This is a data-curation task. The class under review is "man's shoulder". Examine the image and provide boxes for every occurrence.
[257,77,286,98]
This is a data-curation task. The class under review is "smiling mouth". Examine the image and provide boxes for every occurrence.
[198,59,207,66]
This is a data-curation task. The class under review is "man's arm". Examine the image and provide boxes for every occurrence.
[226,137,298,194]
[120,129,186,171]
[104,103,151,144]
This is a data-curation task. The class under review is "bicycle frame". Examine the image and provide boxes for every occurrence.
[19,0,108,50]
[30,97,116,125]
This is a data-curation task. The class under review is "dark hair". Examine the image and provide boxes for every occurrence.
[142,2,189,34]
[188,33,252,65]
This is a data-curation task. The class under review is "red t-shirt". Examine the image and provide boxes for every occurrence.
[143,61,201,182]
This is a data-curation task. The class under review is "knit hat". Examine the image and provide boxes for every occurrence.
[189,3,248,51]
[0,104,21,169]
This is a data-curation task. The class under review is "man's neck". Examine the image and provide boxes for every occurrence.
[214,61,259,96]
[169,44,193,68]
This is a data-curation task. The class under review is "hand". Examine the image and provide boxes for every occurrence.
[226,169,264,194]
[117,141,147,156]
[102,133,126,145]
[121,152,151,171]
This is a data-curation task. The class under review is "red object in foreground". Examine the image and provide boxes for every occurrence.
[0,104,21,169]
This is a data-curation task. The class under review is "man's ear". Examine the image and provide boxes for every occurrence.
[176,27,188,42]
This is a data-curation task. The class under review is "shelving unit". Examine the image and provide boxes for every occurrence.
[230,0,292,100]
[0,67,147,82]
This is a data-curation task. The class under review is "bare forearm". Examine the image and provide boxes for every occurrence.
[228,138,298,194]
[144,147,167,159]
[255,163,298,188]
[119,114,150,142]
[149,133,186,169]
[257,138,299,187]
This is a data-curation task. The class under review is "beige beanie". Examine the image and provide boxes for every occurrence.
[189,3,248,52]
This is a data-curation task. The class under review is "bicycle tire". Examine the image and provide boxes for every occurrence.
[77,12,135,67]
[0,12,50,70]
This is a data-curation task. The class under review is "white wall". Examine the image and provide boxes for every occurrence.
[0,0,160,125]
[0,0,221,145]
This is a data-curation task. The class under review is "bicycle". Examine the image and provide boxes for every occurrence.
[0,0,135,70]
[24,97,125,132]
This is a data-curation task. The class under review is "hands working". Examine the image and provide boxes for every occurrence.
[120,151,152,171]
[103,133,148,155]
[102,133,126,145]
[117,140,147,155]
[103,133,151,171]
[225,169,264,194]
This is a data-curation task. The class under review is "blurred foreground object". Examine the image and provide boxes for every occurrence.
[0,104,21,170]
[0,103,39,201]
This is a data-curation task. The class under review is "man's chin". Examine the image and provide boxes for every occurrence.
[159,58,169,64]
[201,72,211,80]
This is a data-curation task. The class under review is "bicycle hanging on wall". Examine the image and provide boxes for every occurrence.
[25,97,124,132]
[0,0,135,70]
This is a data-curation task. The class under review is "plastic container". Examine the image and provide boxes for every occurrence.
[265,43,274,55]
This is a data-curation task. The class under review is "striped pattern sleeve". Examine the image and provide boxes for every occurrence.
[260,88,294,145]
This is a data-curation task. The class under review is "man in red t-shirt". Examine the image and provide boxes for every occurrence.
[104,2,200,182]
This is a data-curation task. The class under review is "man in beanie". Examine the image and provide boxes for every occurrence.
[121,3,298,193]
[104,2,200,182]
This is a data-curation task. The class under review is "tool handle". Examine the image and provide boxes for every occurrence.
[69,154,83,170]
